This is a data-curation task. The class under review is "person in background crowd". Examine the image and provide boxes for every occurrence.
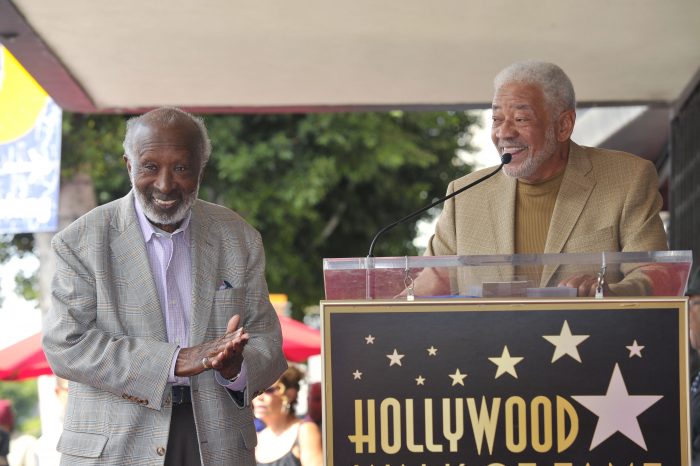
[0,400,10,466]
[254,366,323,466]
[303,382,322,429]
[0,400,37,466]
[686,267,700,463]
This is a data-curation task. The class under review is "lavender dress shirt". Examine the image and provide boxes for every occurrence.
[134,197,246,390]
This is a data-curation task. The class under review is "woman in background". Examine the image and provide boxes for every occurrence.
[253,366,323,466]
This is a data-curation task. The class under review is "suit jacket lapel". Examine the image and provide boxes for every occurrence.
[489,171,517,254]
[541,142,595,285]
[479,172,516,282]
[110,192,168,341]
[189,201,217,346]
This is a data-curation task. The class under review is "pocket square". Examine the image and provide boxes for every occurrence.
[218,280,233,290]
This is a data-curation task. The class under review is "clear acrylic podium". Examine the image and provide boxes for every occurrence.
[320,251,695,464]
[323,250,693,299]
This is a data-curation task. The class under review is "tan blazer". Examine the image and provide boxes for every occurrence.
[43,192,287,465]
[425,142,668,290]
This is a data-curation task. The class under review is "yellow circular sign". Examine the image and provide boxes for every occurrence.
[0,46,48,144]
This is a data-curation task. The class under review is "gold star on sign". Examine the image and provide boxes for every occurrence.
[352,370,362,380]
[626,340,645,358]
[386,349,405,366]
[449,369,467,386]
[489,346,524,379]
[427,346,438,356]
[365,335,375,344]
[415,375,426,385]
[543,320,589,363]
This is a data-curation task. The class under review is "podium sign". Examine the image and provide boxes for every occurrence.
[321,298,689,465]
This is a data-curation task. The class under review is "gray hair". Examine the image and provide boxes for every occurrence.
[123,107,212,170]
[494,60,576,114]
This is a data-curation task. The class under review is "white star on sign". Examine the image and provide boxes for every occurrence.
[572,364,662,450]
[352,370,362,380]
[427,346,438,356]
[365,335,375,344]
[415,375,426,385]
[386,349,405,366]
[489,346,524,379]
[543,320,590,363]
[626,340,645,358]
[449,369,467,386]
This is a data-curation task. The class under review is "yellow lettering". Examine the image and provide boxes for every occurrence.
[442,397,464,452]
[531,396,553,453]
[348,399,376,453]
[556,395,578,452]
[405,399,424,452]
[380,398,401,454]
[424,398,444,452]
[467,396,501,455]
[505,396,527,453]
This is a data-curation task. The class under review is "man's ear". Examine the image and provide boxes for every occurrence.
[123,155,134,179]
[557,109,576,142]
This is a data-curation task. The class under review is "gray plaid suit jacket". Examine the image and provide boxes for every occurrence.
[42,192,287,465]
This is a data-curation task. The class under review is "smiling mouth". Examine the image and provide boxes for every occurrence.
[152,198,178,209]
[501,146,527,156]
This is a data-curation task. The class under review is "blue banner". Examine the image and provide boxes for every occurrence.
[0,45,62,234]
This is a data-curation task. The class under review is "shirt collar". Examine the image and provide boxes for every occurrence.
[133,192,192,241]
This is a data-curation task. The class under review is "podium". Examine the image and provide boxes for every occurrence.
[321,251,693,465]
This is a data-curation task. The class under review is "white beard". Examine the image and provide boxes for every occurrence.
[130,171,198,227]
[503,125,558,180]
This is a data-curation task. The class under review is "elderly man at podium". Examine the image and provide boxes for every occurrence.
[423,60,667,297]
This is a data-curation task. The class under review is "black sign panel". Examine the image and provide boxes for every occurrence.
[321,299,689,466]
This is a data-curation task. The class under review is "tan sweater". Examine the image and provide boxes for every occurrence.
[515,170,565,284]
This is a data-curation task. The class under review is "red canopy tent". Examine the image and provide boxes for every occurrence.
[278,315,321,363]
[0,316,320,380]
[0,332,52,381]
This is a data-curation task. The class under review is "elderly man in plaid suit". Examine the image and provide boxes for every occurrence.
[43,107,287,465]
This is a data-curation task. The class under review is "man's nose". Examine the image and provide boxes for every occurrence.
[154,170,173,193]
[496,119,518,139]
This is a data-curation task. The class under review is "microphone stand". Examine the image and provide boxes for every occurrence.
[367,154,512,258]
[364,153,511,299]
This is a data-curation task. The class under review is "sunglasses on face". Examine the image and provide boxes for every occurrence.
[264,385,282,395]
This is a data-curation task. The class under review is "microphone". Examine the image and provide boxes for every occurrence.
[367,153,512,257]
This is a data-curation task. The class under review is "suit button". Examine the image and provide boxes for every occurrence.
[156,446,166,456]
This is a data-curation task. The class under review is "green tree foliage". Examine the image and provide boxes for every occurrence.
[60,113,130,204]
[0,234,36,306]
[0,380,40,436]
[201,112,479,312]
[3,111,480,314]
